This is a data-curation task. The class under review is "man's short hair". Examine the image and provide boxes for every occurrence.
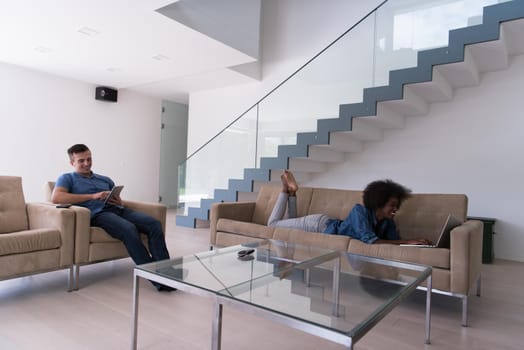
[363,179,412,210]
[67,144,90,160]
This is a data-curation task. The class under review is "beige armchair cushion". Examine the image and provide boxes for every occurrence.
[0,176,29,233]
[90,226,120,243]
[0,228,60,256]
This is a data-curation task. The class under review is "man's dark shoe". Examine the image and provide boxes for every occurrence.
[150,280,177,292]
[156,284,177,292]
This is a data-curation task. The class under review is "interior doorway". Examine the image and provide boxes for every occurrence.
[159,100,188,209]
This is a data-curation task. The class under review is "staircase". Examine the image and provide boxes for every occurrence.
[177,0,524,228]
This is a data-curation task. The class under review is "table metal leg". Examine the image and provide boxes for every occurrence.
[131,272,140,350]
[425,274,432,344]
[332,255,341,317]
[305,268,311,286]
[462,295,469,327]
[212,300,223,350]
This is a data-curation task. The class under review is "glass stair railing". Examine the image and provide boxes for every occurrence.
[177,0,521,227]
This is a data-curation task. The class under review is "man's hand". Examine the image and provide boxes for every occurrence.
[93,191,123,206]
[92,191,110,201]
[107,194,123,206]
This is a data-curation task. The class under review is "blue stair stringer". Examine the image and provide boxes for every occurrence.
[177,0,524,228]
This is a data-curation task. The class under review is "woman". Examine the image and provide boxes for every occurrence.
[268,170,430,245]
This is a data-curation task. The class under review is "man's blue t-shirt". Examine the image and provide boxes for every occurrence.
[324,204,399,244]
[55,172,114,217]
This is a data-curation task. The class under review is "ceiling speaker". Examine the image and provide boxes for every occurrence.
[95,86,118,102]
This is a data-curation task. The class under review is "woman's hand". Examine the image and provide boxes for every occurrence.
[404,238,432,245]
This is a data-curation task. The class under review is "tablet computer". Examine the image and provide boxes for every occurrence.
[104,185,124,205]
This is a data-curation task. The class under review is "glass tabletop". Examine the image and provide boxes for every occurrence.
[135,239,338,295]
[216,252,431,339]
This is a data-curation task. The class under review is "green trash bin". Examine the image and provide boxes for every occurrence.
[467,216,496,264]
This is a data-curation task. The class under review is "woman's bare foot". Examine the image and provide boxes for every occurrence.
[280,171,289,193]
[284,170,298,195]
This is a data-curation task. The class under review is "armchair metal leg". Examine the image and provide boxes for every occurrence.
[462,295,468,327]
[67,265,74,292]
[462,274,482,326]
[74,264,80,291]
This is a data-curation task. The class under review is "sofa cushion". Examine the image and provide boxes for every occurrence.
[217,218,274,239]
[0,228,61,256]
[394,193,467,241]
[348,239,450,269]
[0,176,29,234]
[308,188,362,220]
[215,232,267,247]
[251,186,313,225]
[273,228,350,252]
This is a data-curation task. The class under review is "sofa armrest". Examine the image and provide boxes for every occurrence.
[26,203,76,266]
[450,220,483,295]
[210,202,256,246]
[123,200,167,233]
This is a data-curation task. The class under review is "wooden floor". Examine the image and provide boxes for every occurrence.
[1,209,523,349]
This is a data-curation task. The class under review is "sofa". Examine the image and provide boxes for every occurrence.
[0,176,76,290]
[44,181,167,290]
[210,184,483,326]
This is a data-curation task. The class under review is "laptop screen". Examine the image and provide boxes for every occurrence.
[435,214,463,248]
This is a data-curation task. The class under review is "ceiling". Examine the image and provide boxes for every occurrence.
[0,0,260,104]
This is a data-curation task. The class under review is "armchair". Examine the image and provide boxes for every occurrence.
[0,176,75,290]
[44,181,167,290]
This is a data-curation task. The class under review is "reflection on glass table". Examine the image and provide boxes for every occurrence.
[215,252,432,350]
[131,239,338,350]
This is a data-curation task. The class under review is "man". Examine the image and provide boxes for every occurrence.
[52,144,174,291]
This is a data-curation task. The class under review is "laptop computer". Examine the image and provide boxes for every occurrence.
[400,214,462,248]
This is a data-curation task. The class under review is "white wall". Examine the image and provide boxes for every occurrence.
[185,0,524,262]
[0,62,162,203]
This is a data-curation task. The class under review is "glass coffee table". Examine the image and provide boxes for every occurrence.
[131,240,432,350]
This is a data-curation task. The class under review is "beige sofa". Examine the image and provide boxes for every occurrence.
[44,181,167,290]
[0,176,75,290]
[210,185,483,326]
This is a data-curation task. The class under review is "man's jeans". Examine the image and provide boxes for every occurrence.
[91,206,170,265]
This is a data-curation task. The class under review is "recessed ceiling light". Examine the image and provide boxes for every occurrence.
[34,46,52,53]
[77,26,99,36]
[106,67,121,73]
[152,54,170,61]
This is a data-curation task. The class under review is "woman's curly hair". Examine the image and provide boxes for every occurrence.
[363,179,412,210]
